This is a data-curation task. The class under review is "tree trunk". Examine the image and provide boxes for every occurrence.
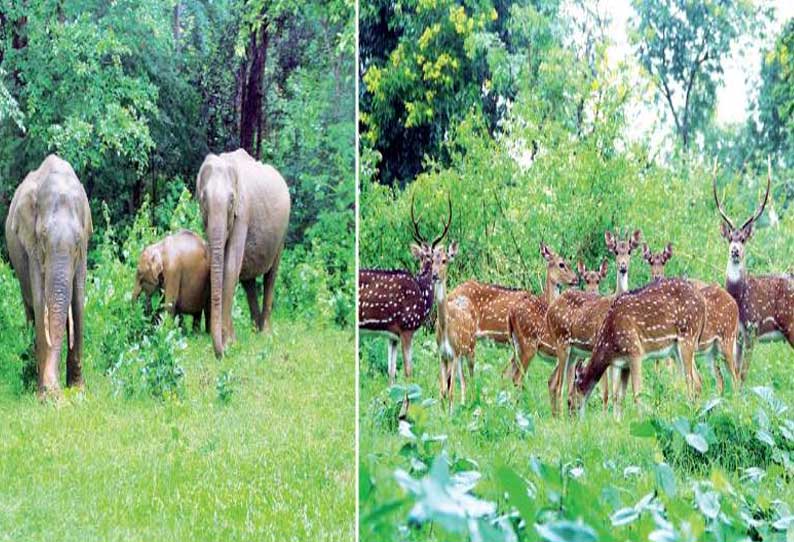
[239,20,269,155]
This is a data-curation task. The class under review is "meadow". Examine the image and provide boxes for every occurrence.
[0,197,355,542]
[360,323,794,541]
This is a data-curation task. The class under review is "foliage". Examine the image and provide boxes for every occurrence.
[629,0,763,148]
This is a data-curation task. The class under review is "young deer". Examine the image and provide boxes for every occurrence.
[606,229,642,293]
[359,196,451,384]
[579,259,609,293]
[433,242,477,409]
[569,278,706,418]
[643,241,740,392]
[501,243,579,385]
[713,157,792,381]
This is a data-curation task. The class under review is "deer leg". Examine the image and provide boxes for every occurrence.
[513,339,537,388]
[708,345,725,395]
[401,331,414,379]
[387,338,398,386]
[677,341,700,398]
[600,367,610,411]
[458,356,466,405]
[739,329,753,382]
[615,368,630,420]
[549,344,569,417]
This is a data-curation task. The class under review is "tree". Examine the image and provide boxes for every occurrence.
[756,18,794,165]
[630,0,761,149]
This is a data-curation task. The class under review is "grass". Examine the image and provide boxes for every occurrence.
[359,327,794,540]
[0,315,354,541]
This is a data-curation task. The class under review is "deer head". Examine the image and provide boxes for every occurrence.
[577,259,608,293]
[642,243,672,280]
[712,157,771,281]
[409,193,453,281]
[605,229,642,292]
[409,193,454,301]
[540,242,578,293]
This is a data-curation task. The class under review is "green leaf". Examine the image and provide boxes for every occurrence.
[536,520,597,542]
[685,433,709,453]
[630,419,657,438]
[655,463,677,497]
[495,464,537,523]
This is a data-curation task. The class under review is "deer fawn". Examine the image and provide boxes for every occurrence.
[433,241,477,409]
[502,243,579,386]
[569,278,706,418]
[358,196,451,385]
[713,157,792,381]
[643,241,740,392]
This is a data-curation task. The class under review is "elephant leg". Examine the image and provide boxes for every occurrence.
[66,261,86,389]
[221,225,248,348]
[241,278,262,328]
[192,312,202,332]
[162,268,181,317]
[259,247,283,332]
[30,262,58,396]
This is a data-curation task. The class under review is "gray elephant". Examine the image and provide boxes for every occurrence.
[5,155,93,397]
[196,149,290,357]
[132,229,210,331]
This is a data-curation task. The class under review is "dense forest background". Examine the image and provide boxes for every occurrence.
[359,0,794,292]
[0,0,355,325]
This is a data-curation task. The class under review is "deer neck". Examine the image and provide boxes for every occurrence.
[616,272,628,294]
[726,259,746,287]
[544,273,560,305]
[435,280,453,353]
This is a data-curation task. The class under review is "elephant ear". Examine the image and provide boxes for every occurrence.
[11,187,38,256]
[229,163,243,218]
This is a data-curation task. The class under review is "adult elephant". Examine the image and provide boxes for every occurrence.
[5,155,92,397]
[196,149,290,357]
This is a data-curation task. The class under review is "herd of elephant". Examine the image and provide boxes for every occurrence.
[6,149,291,398]
[360,159,794,416]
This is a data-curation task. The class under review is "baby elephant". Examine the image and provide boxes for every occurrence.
[133,230,210,330]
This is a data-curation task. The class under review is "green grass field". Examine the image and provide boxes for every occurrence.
[360,326,794,541]
[0,317,354,541]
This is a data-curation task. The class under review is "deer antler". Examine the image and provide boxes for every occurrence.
[739,155,772,231]
[431,194,452,248]
[712,157,736,230]
[410,194,426,245]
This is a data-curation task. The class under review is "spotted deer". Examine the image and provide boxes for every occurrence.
[642,241,740,392]
[359,196,452,385]
[713,157,794,381]
[433,241,477,409]
[579,259,608,293]
[499,244,579,384]
[569,278,706,417]
[543,230,643,415]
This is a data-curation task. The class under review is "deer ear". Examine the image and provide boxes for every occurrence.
[642,243,651,262]
[742,222,754,240]
[410,243,424,259]
[604,230,616,252]
[663,243,673,263]
[540,242,553,262]
[599,259,608,278]
[577,260,585,275]
[720,222,732,240]
[447,241,458,260]
[630,229,642,250]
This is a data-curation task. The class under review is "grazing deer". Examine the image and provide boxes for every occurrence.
[569,278,706,418]
[544,230,642,415]
[359,196,452,385]
[642,241,740,392]
[433,242,477,409]
[713,157,792,381]
[500,244,579,384]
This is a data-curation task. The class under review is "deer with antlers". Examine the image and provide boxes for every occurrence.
[569,278,706,417]
[643,241,740,392]
[500,244,579,384]
[359,196,452,385]
[713,157,792,381]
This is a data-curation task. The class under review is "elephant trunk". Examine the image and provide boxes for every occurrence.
[43,253,74,365]
[208,215,227,358]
